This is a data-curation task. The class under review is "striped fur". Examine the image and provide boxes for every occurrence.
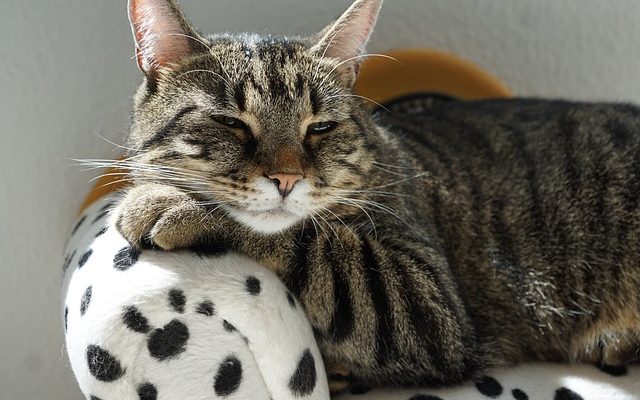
[114,0,640,389]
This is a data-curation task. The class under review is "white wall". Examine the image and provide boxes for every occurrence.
[1,0,639,398]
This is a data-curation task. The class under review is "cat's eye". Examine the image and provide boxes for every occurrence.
[307,121,337,135]
[212,115,247,130]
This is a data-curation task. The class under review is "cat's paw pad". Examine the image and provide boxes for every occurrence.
[113,184,207,250]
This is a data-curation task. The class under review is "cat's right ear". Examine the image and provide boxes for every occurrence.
[310,0,383,86]
[128,0,207,75]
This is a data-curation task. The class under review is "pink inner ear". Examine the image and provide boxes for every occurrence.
[317,0,382,63]
[129,0,192,72]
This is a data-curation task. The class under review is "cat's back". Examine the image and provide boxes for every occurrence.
[378,97,640,205]
[379,96,640,167]
[377,97,640,362]
[378,96,640,256]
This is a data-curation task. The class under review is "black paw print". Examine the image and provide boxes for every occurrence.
[121,288,192,361]
[82,274,315,399]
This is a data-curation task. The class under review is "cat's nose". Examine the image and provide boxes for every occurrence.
[268,173,303,198]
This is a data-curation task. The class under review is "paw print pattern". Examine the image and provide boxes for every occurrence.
[289,348,317,396]
[333,368,632,400]
[63,195,326,400]
[113,288,251,398]
[137,382,158,400]
[80,287,229,398]
[214,355,243,396]
[147,318,190,361]
[121,290,193,362]
[62,249,76,274]
[113,245,141,271]
[70,215,87,236]
[78,249,93,269]
[86,344,126,382]
[62,198,116,277]
[474,375,503,398]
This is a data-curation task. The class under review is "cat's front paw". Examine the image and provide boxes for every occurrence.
[113,183,209,250]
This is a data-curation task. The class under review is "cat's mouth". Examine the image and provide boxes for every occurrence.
[246,206,294,217]
[225,204,305,233]
[244,205,296,218]
[220,177,314,233]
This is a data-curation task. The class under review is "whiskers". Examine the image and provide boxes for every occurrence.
[307,190,407,241]
[197,202,228,224]
[318,53,401,88]
[371,161,419,170]
[334,195,413,234]
[326,93,392,113]
[311,53,401,113]
[365,171,431,191]
[371,163,413,177]
[91,130,138,154]
[74,158,202,180]
[176,69,231,87]
[314,168,429,238]
[73,157,219,196]
[371,161,422,178]
[72,157,237,227]
[165,33,212,52]
[164,32,235,87]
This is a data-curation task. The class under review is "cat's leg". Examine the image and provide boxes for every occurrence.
[599,331,640,366]
[112,183,210,250]
[571,313,640,367]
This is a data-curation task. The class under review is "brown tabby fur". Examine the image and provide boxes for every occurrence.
[113,0,640,388]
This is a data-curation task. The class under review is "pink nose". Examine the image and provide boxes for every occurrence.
[268,173,303,198]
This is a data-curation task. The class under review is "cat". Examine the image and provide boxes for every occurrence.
[113,0,640,389]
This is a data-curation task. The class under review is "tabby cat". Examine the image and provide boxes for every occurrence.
[113,0,640,388]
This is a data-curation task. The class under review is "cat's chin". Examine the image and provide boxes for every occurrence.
[225,206,303,234]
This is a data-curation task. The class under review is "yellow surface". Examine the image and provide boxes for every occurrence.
[79,49,512,214]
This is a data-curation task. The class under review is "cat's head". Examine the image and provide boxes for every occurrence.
[126,0,383,233]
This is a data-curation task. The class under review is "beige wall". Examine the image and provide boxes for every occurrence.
[1,0,639,398]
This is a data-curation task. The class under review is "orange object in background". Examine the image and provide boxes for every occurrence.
[356,48,512,103]
[80,49,512,214]
[78,165,129,214]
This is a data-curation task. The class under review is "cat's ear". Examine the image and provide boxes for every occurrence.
[310,0,383,86]
[128,0,207,75]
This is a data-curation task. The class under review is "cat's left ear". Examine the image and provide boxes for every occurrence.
[310,0,383,86]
